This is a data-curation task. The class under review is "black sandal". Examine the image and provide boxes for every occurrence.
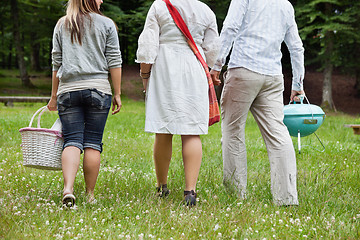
[184,190,197,207]
[156,184,170,197]
[62,193,76,208]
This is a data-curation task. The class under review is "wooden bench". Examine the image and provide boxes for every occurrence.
[344,124,360,135]
[0,96,50,106]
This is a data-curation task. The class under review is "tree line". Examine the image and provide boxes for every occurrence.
[1,0,359,110]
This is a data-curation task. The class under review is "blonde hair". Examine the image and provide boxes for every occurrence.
[65,0,102,45]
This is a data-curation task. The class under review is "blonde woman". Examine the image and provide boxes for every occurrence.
[47,0,122,207]
[136,0,219,206]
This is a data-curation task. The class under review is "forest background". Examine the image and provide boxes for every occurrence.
[0,0,360,113]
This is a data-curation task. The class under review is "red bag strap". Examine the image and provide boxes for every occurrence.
[162,0,212,82]
[163,0,220,127]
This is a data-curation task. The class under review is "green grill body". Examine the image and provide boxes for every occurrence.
[283,101,325,137]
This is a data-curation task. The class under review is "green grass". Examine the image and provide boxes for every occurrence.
[0,100,359,239]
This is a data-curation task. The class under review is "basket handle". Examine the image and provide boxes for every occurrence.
[28,106,49,128]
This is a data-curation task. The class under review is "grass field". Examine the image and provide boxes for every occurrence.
[0,99,359,239]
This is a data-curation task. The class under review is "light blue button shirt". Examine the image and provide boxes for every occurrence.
[213,0,305,91]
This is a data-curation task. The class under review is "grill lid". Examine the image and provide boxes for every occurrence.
[283,103,325,116]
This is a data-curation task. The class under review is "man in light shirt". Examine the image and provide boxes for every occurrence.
[210,0,304,206]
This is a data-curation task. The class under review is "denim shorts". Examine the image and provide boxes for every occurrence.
[57,89,112,153]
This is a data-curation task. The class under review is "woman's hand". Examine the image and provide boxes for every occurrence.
[210,69,221,86]
[112,94,122,115]
[47,96,57,111]
[142,78,148,92]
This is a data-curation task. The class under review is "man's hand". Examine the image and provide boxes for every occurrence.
[112,94,122,115]
[290,90,305,102]
[210,69,221,86]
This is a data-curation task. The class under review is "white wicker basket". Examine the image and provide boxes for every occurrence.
[19,106,63,170]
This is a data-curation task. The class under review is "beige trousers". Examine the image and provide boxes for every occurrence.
[221,68,298,206]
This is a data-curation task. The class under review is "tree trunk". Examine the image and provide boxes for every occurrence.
[10,0,33,87]
[355,70,360,97]
[29,7,41,72]
[1,21,5,68]
[7,42,13,69]
[30,39,41,71]
[121,25,129,64]
[355,37,360,97]
[322,56,334,110]
[321,3,335,111]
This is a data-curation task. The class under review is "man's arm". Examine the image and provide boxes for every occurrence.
[284,6,305,99]
[212,0,248,71]
[210,0,249,84]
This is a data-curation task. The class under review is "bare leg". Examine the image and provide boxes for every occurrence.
[153,133,173,187]
[62,146,81,196]
[181,135,202,191]
[83,148,101,201]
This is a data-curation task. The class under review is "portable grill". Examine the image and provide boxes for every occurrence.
[283,95,325,153]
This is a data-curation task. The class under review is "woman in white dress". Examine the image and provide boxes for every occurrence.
[136,0,219,206]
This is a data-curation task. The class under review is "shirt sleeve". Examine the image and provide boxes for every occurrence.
[284,7,305,91]
[201,10,220,68]
[135,3,160,64]
[51,20,63,71]
[105,21,122,69]
[212,0,249,71]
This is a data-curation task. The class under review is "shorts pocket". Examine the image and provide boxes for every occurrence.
[57,92,71,112]
[90,89,111,110]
